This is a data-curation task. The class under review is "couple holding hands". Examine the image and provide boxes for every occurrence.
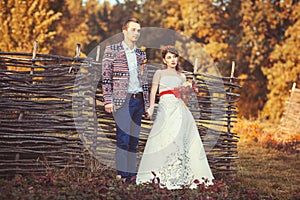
[102,18,214,189]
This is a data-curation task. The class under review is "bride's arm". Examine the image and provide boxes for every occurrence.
[147,70,161,116]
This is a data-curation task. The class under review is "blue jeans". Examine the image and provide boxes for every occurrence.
[113,96,144,179]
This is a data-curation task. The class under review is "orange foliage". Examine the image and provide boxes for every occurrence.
[233,120,264,143]
[233,119,299,153]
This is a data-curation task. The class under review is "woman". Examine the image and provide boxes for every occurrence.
[136,46,214,189]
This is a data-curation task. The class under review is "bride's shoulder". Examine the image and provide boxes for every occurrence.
[154,69,163,76]
[153,69,163,80]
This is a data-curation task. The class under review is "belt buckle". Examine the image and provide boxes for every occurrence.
[132,93,137,98]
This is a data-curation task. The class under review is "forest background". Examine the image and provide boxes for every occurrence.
[0,0,299,124]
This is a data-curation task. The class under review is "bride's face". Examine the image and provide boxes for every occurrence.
[163,52,178,68]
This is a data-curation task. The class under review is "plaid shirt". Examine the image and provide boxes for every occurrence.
[102,42,150,110]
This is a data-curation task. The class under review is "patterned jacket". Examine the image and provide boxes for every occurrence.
[102,42,150,110]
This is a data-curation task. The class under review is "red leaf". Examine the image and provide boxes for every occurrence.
[194,179,200,184]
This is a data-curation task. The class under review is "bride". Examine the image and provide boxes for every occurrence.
[136,46,214,189]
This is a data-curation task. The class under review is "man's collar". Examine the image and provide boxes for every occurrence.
[122,41,136,52]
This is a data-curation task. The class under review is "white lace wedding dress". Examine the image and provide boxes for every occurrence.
[136,75,214,189]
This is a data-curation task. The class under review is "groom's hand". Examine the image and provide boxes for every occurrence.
[144,106,154,119]
[104,103,114,113]
[144,113,150,120]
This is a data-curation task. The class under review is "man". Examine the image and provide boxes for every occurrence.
[102,18,150,183]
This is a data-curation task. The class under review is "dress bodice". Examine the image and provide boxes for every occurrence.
[159,75,183,93]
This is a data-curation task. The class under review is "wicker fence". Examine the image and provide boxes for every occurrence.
[0,50,241,177]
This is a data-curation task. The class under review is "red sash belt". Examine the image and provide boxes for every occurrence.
[159,89,181,98]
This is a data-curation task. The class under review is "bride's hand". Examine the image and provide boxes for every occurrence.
[146,106,154,118]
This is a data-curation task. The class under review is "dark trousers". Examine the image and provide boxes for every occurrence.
[113,96,144,179]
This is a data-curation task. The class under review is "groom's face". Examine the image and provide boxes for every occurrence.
[123,22,141,43]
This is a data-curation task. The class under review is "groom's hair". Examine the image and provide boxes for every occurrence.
[122,18,140,31]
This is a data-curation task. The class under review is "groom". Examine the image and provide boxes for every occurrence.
[102,18,150,183]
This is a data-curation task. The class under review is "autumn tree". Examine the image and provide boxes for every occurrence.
[47,0,89,56]
[105,0,144,37]
[140,0,299,121]
[0,0,62,53]
[262,0,300,122]
[235,0,286,119]
[139,0,231,75]
[83,0,111,55]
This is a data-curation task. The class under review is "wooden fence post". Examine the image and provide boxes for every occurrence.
[75,43,81,58]
[228,61,235,134]
[226,61,235,171]
[30,40,38,76]
[96,45,101,62]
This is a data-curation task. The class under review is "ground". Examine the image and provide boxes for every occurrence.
[237,138,300,199]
